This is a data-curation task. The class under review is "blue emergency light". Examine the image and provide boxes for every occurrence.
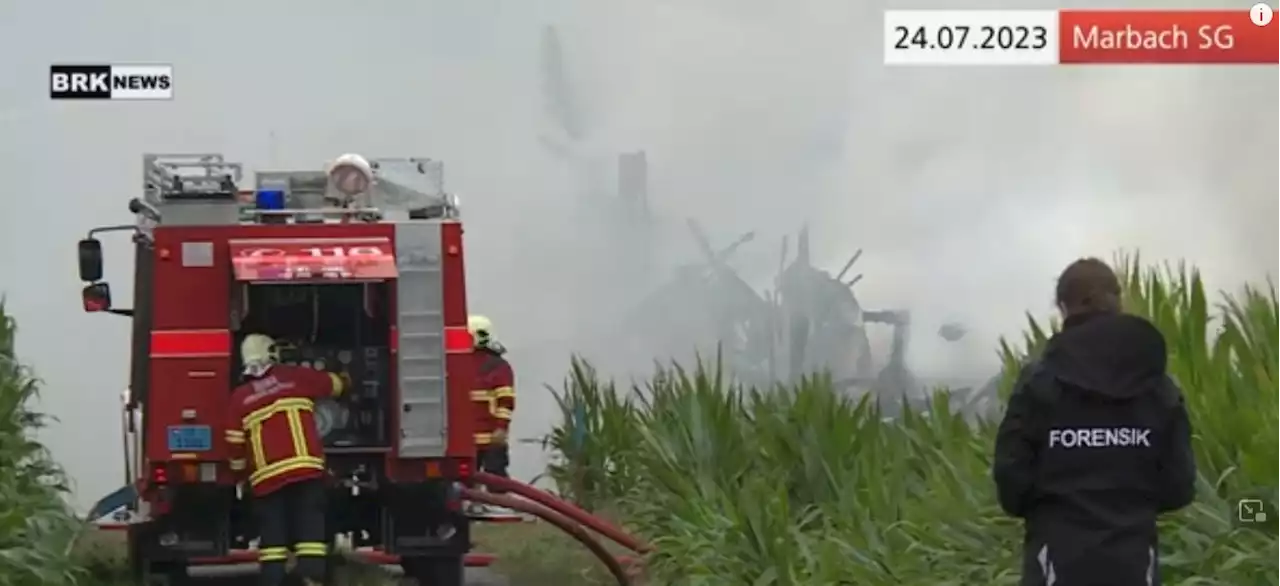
[255,189,286,210]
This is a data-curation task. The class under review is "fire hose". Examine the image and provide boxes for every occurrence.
[473,471,652,553]
[461,488,633,586]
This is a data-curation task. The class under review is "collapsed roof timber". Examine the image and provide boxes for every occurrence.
[535,24,992,414]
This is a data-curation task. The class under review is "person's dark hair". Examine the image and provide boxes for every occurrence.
[1055,257,1121,316]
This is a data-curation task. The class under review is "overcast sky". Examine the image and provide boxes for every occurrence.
[1,0,1274,511]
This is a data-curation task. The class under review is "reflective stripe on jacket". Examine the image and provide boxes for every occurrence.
[226,364,345,496]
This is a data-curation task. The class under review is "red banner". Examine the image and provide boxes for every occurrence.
[1059,9,1278,64]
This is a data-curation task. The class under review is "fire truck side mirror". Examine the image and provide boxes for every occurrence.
[82,282,112,313]
[78,238,104,282]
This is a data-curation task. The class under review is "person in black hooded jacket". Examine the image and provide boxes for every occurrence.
[993,258,1197,586]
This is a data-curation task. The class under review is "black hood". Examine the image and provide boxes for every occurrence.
[1042,312,1167,399]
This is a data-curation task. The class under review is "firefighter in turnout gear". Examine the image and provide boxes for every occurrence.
[226,334,348,586]
[468,315,515,484]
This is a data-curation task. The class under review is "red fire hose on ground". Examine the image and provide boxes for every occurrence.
[462,488,633,585]
[469,472,651,585]
[473,471,652,554]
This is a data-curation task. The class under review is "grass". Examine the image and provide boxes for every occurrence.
[538,258,1279,585]
[476,521,625,585]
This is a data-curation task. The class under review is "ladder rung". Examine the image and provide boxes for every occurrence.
[400,310,443,318]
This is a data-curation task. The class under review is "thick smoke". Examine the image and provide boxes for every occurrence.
[0,0,1273,507]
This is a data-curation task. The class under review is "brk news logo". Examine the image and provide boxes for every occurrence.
[49,64,173,100]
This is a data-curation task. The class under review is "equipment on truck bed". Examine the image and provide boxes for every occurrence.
[77,152,478,586]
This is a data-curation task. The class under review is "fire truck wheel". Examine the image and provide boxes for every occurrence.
[401,555,465,586]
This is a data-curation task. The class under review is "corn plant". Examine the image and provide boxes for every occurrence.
[0,301,84,586]
[536,358,646,510]
[542,259,1279,585]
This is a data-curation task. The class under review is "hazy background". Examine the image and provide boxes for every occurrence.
[0,0,1274,511]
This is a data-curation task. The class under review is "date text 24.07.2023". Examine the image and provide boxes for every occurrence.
[892,25,1049,51]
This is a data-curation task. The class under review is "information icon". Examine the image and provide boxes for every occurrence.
[1249,3,1274,27]
[1238,498,1268,523]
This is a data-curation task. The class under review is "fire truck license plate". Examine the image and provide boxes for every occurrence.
[167,425,212,451]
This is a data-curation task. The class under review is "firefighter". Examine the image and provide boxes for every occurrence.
[226,333,348,586]
[468,315,515,486]
[993,258,1196,586]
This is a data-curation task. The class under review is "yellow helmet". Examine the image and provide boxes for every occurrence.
[467,315,495,349]
[240,333,279,377]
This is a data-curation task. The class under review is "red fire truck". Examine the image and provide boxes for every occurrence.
[78,153,479,585]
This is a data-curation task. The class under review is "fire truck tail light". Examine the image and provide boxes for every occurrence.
[150,463,215,484]
[456,459,472,479]
[425,461,442,479]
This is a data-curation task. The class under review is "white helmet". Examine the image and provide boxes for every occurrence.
[240,333,279,377]
[467,315,498,351]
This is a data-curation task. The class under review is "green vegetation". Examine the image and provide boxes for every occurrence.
[0,302,85,586]
[8,258,1277,585]
[540,260,1278,585]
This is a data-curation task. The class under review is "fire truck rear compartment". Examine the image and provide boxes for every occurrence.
[231,281,471,558]
[236,282,392,451]
[233,282,393,542]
